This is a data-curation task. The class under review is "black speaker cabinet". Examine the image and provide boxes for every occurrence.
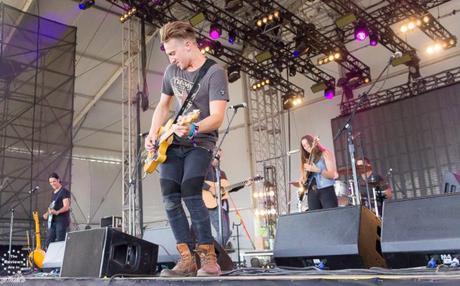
[274,206,386,269]
[382,193,460,268]
[61,228,158,277]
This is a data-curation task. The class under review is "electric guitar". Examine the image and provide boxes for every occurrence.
[47,201,55,229]
[28,211,45,268]
[144,110,201,174]
[202,176,263,209]
[298,137,319,201]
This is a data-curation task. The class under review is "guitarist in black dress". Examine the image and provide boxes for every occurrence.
[144,21,228,277]
[42,173,71,249]
[299,135,339,210]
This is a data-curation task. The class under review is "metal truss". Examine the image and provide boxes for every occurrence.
[106,0,304,95]
[179,0,335,87]
[0,3,75,244]
[121,18,142,237]
[322,0,417,57]
[384,0,456,45]
[244,0,370,87]
[248,83,288,249]
[340,66,460,115]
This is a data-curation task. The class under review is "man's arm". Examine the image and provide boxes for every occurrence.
[173,100,227,137]
[145,93,173,150]
[49,198,71,215]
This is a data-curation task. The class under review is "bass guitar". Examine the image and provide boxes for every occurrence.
[202,176,263,209]
[144,110,200,174]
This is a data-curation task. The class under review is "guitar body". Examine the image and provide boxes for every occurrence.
[29,249,46,269]
[202,179,229,209]
[144,110,200,174]
[144,120,174,174]
[202,176,263,209]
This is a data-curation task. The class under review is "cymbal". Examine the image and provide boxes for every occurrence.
[338,164,372,175]
[289,181,302,188]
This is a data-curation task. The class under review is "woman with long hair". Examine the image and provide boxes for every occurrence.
[300,135,339,210]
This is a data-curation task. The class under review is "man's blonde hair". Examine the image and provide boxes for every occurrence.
[159,21,197,43]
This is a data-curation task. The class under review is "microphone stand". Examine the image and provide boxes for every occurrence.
[334,55,394,208]
[7,186,38,267]
[213,106,242,247]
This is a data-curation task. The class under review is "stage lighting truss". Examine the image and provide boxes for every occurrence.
[255,10,281,29]
[252,79,270,91]
[120,7,137,23]
[317,50,342,66]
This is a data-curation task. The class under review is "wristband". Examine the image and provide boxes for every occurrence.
[187,123,199,139]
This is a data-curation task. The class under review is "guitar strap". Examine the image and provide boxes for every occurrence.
[173,58,216,124]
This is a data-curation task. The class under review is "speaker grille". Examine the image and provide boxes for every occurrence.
[61,228,107,277]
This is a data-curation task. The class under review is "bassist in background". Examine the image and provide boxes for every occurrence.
[299,135,339,210]
[42,173,71,249]
[144,21,228,277]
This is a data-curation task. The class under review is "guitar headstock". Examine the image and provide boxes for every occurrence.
[177,109,200,125]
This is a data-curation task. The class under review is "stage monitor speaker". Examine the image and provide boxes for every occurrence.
[443,171,460,193]
[382,193,460,268]
[43,241,65,269]
[274,206,386,269]
[143,227,233,271]
[61,228,158,277]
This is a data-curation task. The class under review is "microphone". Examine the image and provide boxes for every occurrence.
[228,102,247,110]
[391,51,402,59]
[28,185,39,194]
[286,149,300,156]
[139,132,149,137]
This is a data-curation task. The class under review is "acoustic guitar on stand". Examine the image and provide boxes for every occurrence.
[144,110,200,174]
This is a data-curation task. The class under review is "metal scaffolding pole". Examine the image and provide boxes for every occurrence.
[121,18,142,237]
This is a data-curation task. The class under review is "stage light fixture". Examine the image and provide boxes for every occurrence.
[79,0,95,10]
[228,31,237,44]
[120,7,137,23]
[354,22,368,41]
[324,87,335,100]
[224,0,243,13]
[209,23,222,40]
[189,12,206,27]
[283,91,304,110]
[227,65,241,83]
[369,33,379,46]
[335,13,356,29]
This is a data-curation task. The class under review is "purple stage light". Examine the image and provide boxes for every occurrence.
[324,88,335,100]
[369,33,378,46]
[354,24,368,41]
[209,24,221,40]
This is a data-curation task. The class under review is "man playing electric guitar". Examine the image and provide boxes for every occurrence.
[42,173,71,249]
[144,21,229,277]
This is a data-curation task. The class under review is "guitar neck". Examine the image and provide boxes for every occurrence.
[33,212,41,250]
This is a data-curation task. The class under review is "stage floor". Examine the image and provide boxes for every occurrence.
[7,268,460,286]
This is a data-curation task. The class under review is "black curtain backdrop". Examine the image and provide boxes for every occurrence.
[331,84,460,199]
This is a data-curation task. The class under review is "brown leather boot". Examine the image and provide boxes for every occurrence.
[160,243,197,277]
[196,244,221,277]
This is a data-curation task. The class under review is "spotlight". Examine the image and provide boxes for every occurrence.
[228,31,236,44]
[354,22,368,41]
[324,87,335,100]
[369,33,379,46]
[79,0,95,10]
[227,65,241,83]
[209,23,222,40]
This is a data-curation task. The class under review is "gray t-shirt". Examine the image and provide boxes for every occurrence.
[161,60,229,150]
